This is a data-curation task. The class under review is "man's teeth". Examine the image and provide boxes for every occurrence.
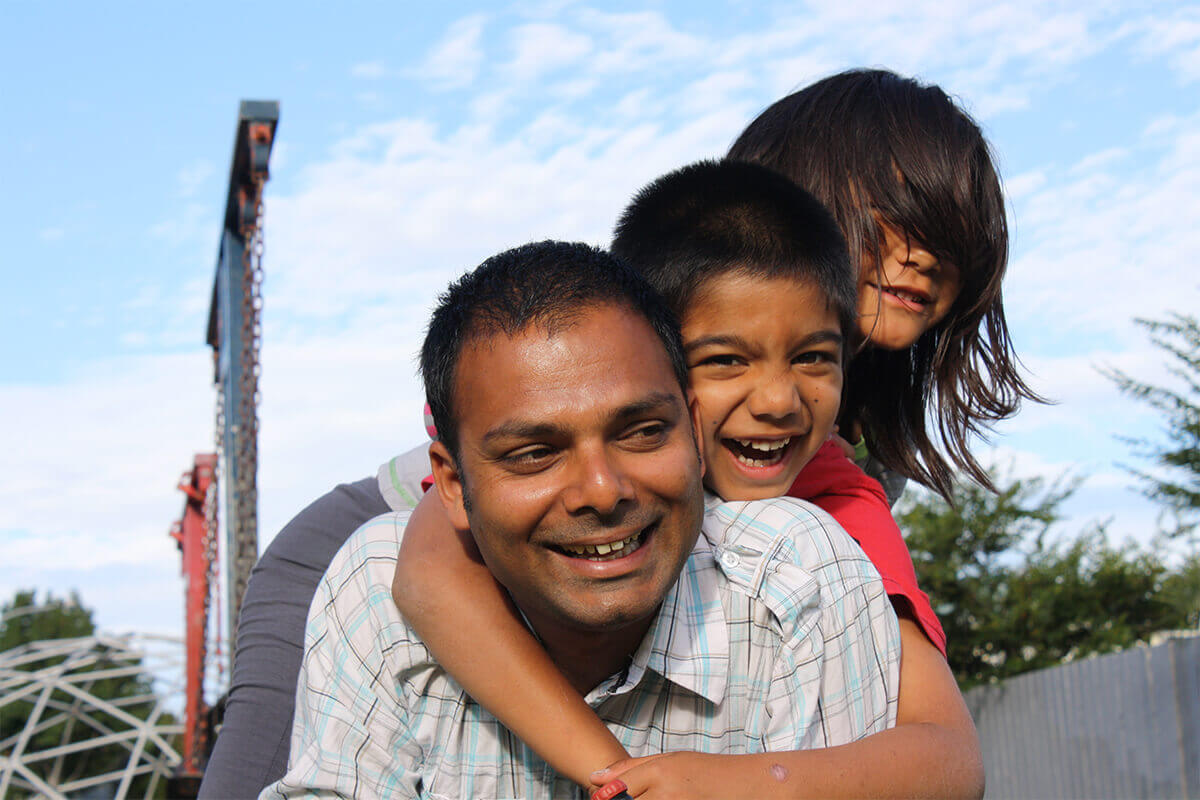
[561,530,644,561]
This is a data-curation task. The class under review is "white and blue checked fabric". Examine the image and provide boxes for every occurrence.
[262,494,899,799]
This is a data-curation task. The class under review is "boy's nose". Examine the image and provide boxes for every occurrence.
[747,371,804,421]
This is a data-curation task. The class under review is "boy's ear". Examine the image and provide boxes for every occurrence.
[686,389,706,479]
[428,441,471,532]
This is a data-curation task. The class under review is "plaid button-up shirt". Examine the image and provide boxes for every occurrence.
[262,494,900,799]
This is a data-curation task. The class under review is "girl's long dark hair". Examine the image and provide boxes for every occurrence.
[729,68,1043,500]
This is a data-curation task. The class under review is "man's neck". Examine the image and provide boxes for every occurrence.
[526,612,658,696]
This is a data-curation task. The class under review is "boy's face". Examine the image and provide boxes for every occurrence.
[857,222,961,350]
[682,273,843,501]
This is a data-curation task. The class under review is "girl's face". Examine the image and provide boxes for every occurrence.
[857,223,961,350]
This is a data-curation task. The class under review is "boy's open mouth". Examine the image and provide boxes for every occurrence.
[723,437,794,468]
[554,525,653,562]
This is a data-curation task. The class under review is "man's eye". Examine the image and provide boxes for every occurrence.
[504,446,555,466]
[624,422,670,447]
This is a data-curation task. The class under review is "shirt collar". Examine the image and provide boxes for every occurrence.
[587,493,730,706]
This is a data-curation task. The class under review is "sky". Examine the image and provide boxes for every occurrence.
[2,1,1198,646]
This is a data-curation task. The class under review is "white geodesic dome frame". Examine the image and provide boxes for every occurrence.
[0,631,185,799]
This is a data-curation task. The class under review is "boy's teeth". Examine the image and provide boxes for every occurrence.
[561,530,644,560]
[727,437,792,468]
[735,438,790,452]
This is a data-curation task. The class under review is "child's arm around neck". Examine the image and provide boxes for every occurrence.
[394,461,983,798]
[392,490,629,787]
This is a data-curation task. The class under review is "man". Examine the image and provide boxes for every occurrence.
[259,241,899,799]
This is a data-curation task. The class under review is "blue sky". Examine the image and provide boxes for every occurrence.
[2,1,1198,640]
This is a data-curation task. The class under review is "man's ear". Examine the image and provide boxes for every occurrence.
[686,389,706,479]
[428,440,471,532]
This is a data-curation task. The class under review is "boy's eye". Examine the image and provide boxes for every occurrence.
[795,350,839,366]
[694,353,744,368]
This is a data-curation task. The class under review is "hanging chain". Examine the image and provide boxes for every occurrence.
[229,170,266,648]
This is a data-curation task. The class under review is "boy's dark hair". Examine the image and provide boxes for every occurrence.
[610,159,856,341]
[420,240,688,461]
[729,68,1042,500]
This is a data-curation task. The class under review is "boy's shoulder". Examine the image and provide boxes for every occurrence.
[701,495,885,633]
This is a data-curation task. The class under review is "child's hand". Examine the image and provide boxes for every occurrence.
[591,752,752,799]
[829,425,857,460]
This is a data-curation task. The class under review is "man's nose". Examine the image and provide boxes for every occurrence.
[561,445,636,516]
[747,369,804,422]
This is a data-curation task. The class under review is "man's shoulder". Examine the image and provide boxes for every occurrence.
[700,496,884,633]
[322,509,414,585]
[306,510,424,662]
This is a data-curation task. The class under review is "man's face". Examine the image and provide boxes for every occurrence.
[433,303,705,641]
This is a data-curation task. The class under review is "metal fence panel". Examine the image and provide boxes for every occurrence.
[965,634,1199,799]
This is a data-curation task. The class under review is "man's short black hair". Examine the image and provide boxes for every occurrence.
[611,159,855,338]
[420,240,688,461]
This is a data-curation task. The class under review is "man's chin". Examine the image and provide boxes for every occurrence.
[528,591,666,639]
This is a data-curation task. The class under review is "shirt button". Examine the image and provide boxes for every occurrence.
[720,550,740,569]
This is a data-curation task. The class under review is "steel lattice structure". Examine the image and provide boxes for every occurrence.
[0,632,186,798]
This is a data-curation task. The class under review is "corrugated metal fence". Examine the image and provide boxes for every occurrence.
[965,632,1200,799]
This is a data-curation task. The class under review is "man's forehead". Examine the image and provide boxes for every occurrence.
[479,391,685,443]
[451,304,683,438]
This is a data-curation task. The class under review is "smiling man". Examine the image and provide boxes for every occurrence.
[262,241,900,799]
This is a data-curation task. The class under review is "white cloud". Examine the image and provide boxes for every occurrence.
[575,9,706,74]
[978,442,1159,547]
[148,202,215,249]
[1005,169,1047,201]
[1069,147,1127,175]
[1005,107,1200,333]
[1129,7,1200,82]
[503,22,593,82]
[177,160,214,198]
[0,353,213,579]
[350,60,387,79]
[413,14,488,89]
[38,226,65,242]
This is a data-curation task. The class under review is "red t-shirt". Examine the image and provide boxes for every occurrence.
[789,440,946,656]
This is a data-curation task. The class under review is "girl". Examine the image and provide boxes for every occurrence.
[728,69,1038,504]
[392,69,1035,798]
